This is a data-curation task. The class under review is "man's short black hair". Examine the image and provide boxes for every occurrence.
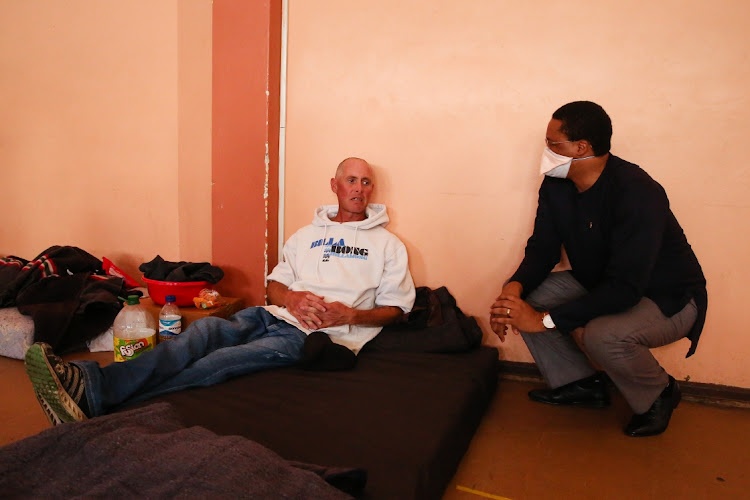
[552,101,612,156]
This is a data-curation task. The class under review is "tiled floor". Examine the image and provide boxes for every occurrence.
[2,353,749,499]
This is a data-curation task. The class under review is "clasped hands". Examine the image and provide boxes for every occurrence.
[489,282,545,342]
[285,290,353,330]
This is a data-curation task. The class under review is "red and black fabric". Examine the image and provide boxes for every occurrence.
[1,245,125,353]
[0,246,104,307]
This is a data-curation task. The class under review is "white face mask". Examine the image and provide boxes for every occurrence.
[539,147,594,178]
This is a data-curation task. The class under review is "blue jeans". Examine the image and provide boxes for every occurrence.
[74,307,307,416]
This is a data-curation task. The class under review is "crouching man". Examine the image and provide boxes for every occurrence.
[490,101,707,437]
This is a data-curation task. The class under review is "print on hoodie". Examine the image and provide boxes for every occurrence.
[312,237,368,262]
[264,204,415,354]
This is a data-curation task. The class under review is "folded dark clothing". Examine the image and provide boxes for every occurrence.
[139,255,224,283]
[363,286,482,354]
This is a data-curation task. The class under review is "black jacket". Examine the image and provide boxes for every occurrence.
[511,155,707,357]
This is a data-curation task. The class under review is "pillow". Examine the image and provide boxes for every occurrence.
[0,307,34,360]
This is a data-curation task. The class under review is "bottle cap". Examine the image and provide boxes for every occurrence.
[165,295,176,303]
[126,295,140,306]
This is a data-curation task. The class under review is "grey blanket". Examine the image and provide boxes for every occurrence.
[0,403,354,499]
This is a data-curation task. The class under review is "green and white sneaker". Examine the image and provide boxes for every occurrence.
[24,343,88,425]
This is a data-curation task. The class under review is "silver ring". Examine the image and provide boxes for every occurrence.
[506,308,511,317]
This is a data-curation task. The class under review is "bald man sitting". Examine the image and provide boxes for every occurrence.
[25,157,416,426]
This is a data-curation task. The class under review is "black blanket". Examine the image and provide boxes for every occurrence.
[0,403,356,499]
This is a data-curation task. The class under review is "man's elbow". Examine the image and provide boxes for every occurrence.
[384,306,407,326]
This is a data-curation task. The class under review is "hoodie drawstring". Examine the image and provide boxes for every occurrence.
[316,223,328,282]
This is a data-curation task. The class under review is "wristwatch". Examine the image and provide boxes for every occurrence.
[542,312,556,330]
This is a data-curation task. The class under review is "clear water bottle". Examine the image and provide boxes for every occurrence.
[113,295,156,362]
[159,294,182,342]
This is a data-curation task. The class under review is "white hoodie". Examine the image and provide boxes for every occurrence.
[264,203,415,353]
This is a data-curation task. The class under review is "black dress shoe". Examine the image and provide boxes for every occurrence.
[624,375,681,437]
[528,372,610,408]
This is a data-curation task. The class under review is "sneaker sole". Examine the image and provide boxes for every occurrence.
[24,344,87,425]
[32,392,64,426]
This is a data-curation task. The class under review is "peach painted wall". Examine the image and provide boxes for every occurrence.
[0,1,212,279]
[283,1,750,387]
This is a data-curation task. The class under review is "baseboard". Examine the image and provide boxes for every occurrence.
[497,360,544,385]
[497,361,750,409]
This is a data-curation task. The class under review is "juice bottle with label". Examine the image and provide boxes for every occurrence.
[113,295,157,362]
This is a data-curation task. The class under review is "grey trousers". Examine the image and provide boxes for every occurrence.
[521,271,698,413]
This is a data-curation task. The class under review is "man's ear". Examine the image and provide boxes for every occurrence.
[330,178,337,194]
[577,140,593,156]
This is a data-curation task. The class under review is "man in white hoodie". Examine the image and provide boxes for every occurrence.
[25,157,416,426]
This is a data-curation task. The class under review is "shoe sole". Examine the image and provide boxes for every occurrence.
[24,344,87,426]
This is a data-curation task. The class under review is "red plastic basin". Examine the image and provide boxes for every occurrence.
[142,277,210,306]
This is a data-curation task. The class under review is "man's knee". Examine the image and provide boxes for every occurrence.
[525,271,587,310]
[582,315,639,367]
[188,315,226,334]
[525,292,551,311]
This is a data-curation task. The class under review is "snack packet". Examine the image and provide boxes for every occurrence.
[193,288,221,309]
